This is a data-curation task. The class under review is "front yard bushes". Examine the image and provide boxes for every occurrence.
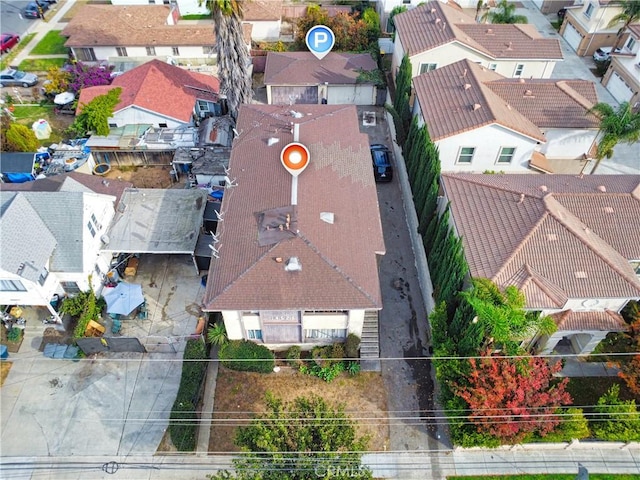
[285,345,301,367]
[219,340,274,373]
[59,285,105,339]
[169,338,208,451]
[591,385,640,442]
[298,343,360,382]
[345,333,360,357]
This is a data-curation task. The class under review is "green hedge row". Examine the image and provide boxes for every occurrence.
[169,339,208,451]
[219,340,275,373]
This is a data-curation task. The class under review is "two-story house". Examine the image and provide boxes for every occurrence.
[560,0,626,56]
[391,1,563,80]
[202,104,385,349]
[602,24,640,106]
[0,174,131,317]
[440,173,640,356]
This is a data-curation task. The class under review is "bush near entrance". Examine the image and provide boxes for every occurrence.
[219,340,274,373]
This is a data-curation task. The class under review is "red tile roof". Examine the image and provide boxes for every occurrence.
[413,60,600,140]
[264,52,378,86]
[394,1,562,60]
[62,5,216,48]
[412,59,545,141]
[441,174,640,309]
[551,310,628,332]
[203,104,385,311]
[243,0,282,21]
[77,59,219,124]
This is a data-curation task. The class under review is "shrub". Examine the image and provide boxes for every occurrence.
[592,384,640,442]
[345,333,360,358]
[312,345,332,367]
[286,345,301,367]
[299,361,345,382]
[346,361,361,376]
[219,340,274,373]
[540,408,590,442]
[169,338,208,451]
[331,342,345,361]
[7,327,22,343]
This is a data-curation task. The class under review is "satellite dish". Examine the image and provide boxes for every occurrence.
[280,142,310,177]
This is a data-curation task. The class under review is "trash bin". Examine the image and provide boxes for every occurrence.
[0,345,8,359]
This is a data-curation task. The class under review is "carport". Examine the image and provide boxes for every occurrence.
[101,188,208,272]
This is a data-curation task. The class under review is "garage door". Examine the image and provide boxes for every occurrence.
[563,22,583,52]
[606,72,634,104]
[327,85,375,105]
[271,86,318,105]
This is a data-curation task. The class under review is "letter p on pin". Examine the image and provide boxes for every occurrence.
[305,25,335,60]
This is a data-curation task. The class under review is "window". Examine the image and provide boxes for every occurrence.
[497,147,516,164]
[60,282,81,295]
[631,261,640,275]
[90,213,101,231]
[108,123,117,128]
[87,221,96,237]
[584,3,594,19]
[197,100,210,112]
[514,64,524,77]
[203,46,215,55]
[116,47,128,57]
[419,63,437,74]
[158,122,168,128]
[146,46,156,56]
[75,48,97,62]
[457,147,475,164]
[38,268,49,286]
[403,0,411,3]
[626,37,636,52]
[305,329,347,340]
[247,329,263,340]
[172,47,180,56]
[0,280,26,292]
[488,63,497,71]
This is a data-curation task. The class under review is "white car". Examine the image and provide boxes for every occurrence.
[593,47,620,62]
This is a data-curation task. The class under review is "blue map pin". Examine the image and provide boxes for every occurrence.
[305,25,335,60]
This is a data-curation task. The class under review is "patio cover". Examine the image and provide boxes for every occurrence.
[102,188,207,254]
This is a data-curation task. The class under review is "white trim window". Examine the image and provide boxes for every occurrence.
[0,279,27,291]
[247,329,263,340]
[514,64,524,77]
[584,3,594,19]
[457,147,475,164]
[497,147,516,164]
[488,63,498,71]
[116,47,128,57]
[625,36,636,52]
[305,329,347,340]
[146,46,156,56]
[419,63,437,74]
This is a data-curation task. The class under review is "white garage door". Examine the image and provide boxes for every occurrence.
[327,85,375,105]
[606,72,634,104]
[563,22,583,52]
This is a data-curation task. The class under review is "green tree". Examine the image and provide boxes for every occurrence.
[208,393,372,480]
[43,66,73,95]
[4,123,40,152]
[388,5,407,34]
[207,322,228,346]
[70,87,122,137]
[207,0,253,120]
[486,0,528,24]
[588,101,640,172]
[608,0,640,50]
[592,384,640,441]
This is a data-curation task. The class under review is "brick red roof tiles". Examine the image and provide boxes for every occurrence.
[412,59,545,141]
[551,310,628,332]
[203,105,385,311]
[441,174,640,309]
[243,0,282,21]
[62,5,216,48]
[394,1,562,60]
[264,52,378,86]
[77,60,219,124]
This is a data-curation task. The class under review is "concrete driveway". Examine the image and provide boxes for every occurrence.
[1,254,203,457]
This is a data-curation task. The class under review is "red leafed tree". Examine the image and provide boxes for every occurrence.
[453,351,572,443]
[618,306,640,395]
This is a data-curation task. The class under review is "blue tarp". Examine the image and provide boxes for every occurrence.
[4,173,35,183]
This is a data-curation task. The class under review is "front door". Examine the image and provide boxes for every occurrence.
[260,310,301,343]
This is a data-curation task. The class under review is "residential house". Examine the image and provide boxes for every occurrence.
[264,52,380,105]
[0,174,132,316]
[560,0,628,56]
[202,104,385,349]
[531,0,575,15]
[412,59,600,173]
[602,24,640,106]
[440,173,640,355]
[77,59,220,129]
[392,1,563,80]
[108,0,282,41]
[62,5,246,70]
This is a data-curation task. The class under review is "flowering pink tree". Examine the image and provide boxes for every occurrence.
[67,62,114,93]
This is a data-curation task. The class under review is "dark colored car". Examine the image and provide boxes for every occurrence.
[1,33,20,54]
[23,0,50,19]
[370,144,393,183]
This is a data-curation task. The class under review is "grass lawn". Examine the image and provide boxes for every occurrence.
[448,475,640,480]
[30,30,68,55]
[11,104,74,146]
[18,57,67,72]
[0,34,36,70]
[181,14,211,20]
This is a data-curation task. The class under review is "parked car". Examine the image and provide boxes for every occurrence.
[593,46,620,62]
[1,33,20,54]
[23,0,50,19]
[370,144,393,183]
[0,68,39,87]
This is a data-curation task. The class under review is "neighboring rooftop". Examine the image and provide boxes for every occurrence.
[264,52,378,86]
[394,1,563,60]
[441,173,640,309]
[203,104,385,311]
[243,0,282,21]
